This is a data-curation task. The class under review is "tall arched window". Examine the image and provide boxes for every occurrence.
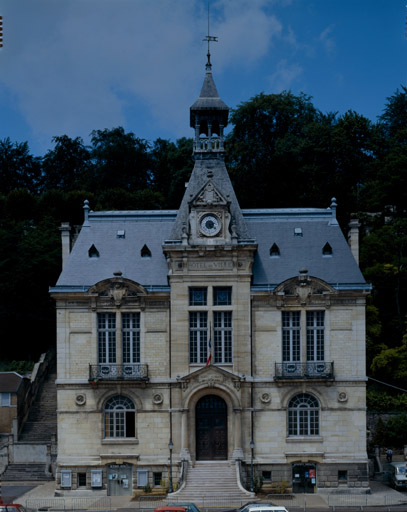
[288,393,319,436]
[104,395,135,438]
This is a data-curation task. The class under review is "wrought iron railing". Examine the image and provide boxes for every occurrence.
[275,361,334,379]
[89,363,148,381]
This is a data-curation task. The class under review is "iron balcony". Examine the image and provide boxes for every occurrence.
[275,361,334,380]
[89,363,148,382]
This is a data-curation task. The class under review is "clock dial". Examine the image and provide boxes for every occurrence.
[200,214,220,236]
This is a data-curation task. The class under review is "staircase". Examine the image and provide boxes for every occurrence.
[1,463,53,481]
[19,367,57,443]
[2,361,57,482]
[170,461,254,501]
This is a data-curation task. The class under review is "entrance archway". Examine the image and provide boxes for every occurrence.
[196,394,227,460]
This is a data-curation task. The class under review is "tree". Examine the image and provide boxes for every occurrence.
[90,127,151,192]
[226,91,320,208]
[0,138,41,194]
[150,137,193,208]
[41,135,91,192]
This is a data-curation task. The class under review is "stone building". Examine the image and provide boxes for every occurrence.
[50,53,370,495]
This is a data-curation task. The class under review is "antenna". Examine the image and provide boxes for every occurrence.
[203,0,218,70]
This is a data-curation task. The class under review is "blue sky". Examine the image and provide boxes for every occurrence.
[0,0,406,156]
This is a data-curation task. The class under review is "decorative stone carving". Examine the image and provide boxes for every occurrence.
[153,393,163,405]
[260,392,271,404]
[87,275,147,307]
[338,392,348,402]
[75,394,86,406]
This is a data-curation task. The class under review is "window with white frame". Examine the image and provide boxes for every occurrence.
[214,311,232,363]
[104,395,136,438]
[122,313,140,363]
[188,286,233,365]
[306,311,325,361]
[288,393,320,436]
[189,311,208,364]
[282,311,301,362]
[0,392,11,406]
[98,313,116,364]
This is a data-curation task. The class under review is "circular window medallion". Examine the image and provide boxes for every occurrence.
[338,392,348,402]
[75,393,86,406]
[260,392,271,404]
[153,393,163,405]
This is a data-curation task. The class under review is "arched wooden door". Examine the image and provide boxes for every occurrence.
[196,395,227,460]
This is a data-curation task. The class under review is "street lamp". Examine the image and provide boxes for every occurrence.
[168,440,174,493]
[250,439,255,493]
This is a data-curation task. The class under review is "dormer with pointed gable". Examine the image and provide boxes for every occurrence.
[188,177,233,245]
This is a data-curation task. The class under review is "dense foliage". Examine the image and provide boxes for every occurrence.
[1,87,406,415]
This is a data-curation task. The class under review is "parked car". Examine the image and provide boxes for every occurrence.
[154,507,187,512]
[224,504,288,512]
[389,462,407,490]
[167,503,200,512]
[0,505,27,512]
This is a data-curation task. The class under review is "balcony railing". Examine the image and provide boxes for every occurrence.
[89,363,148,382]
[275,361,334,380]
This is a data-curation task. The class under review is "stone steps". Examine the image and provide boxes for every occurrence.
[1,463,54,481]
[170,462,253,500]
[19,368,57,443]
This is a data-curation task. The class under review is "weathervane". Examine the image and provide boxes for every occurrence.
[203,0,217,71]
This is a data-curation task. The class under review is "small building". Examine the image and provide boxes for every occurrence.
[0,372,29,435]
[50,50,370,495]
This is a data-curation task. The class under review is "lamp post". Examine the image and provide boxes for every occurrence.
[168,440,174,493]
[250,439,255,492]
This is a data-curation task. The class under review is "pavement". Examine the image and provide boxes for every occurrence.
[2,479,407,511]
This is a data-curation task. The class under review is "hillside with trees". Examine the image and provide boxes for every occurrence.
[0,88,406,435]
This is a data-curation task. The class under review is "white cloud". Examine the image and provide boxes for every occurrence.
[319,25,336,54]
[268,59,303,91]
[0,0,283,150]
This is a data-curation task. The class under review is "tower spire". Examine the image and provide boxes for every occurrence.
[203,0,217,71]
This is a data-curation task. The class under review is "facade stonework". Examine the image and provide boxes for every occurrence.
[51,57,369,495]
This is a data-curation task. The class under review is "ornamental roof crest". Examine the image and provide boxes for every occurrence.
[190,178,229,208]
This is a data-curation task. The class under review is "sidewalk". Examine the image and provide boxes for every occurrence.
[7,479,407,511]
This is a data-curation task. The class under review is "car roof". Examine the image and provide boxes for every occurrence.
[155,508,187,512]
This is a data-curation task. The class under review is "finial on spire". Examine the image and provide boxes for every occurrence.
[203,0,218,71]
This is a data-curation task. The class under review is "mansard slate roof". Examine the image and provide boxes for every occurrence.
[53,206,367,292]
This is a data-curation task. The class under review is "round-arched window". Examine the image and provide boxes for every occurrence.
[104,395,136,438]
[288,393,319,436]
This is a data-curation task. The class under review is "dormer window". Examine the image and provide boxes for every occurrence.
[294,227,303,237]
[117,230,125,239]
[322,242,333,256]
[141,245,152,258]
[88,245,99,258]
[270,243,280,258]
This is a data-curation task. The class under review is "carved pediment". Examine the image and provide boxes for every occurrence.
[274,271,335,306]
[87,275,147,307]
[177,365,244,391]
[189,179,229,208]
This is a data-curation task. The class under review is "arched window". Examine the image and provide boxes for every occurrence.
[288,393,319,436]
[88,244,99,258]
[322,242,333,256]
[270,243,280,257]
[141,244,152,258]
[104,395,135,438]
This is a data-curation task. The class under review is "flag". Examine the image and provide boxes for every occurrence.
[205,325,212,366]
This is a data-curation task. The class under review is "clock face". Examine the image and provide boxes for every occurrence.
[200,214,221,236]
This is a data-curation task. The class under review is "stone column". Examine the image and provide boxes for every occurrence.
[232,408,244,460]
[180,409,191,460]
